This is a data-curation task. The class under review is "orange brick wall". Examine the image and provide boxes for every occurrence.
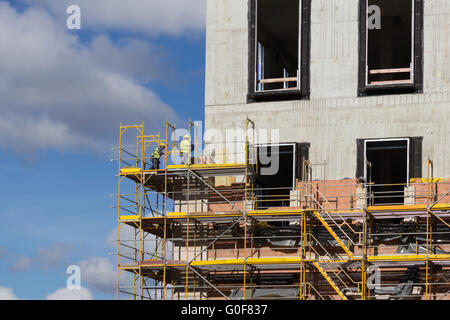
[411,179,450,205]
[297,179,359,210]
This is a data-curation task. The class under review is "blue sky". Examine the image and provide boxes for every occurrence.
[0,0,206,299]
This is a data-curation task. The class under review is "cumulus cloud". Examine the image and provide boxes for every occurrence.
[1,243,71,272]
[0,117,97,153]
[78,257,116,294]
[0,247,32,272]
[0,3,177,154]
[23,0,206,36]
[0,287,19,300]
[106,225,135,248]
[36,243,70,270]
[106,225,165,260]
[9,256,33,272]
[46,287,93,300]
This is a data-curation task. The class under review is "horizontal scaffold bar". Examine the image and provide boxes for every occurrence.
[368,203,450,212]
[167,163,247,170]
[118,254,450,272]
[118,203,450,228]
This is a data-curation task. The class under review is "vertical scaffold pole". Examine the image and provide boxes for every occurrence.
[300,211,306,300]
[116,124,123,300]
[138,125,145,299]
[426,158,433,299]
[361,208,369,300]
[243,115,254,300]
[162,121,169,300]
[185,119,193,299]
[134,131,139,300]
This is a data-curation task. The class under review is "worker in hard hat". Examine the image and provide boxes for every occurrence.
[180,134,192,165]
[150,143,166,170]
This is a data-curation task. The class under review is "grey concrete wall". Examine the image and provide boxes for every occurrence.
[205,0,450,179]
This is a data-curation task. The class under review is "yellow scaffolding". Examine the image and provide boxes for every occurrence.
[115,119,450,300]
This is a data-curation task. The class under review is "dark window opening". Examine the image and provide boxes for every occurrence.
[248,0,310,102]
[256,143,309,210]
[357,138,422,183]
[256,0,299,92]
[366,140,408,205]
[358,0,423,96]
[257,144,295,209]
[367,0,413,85]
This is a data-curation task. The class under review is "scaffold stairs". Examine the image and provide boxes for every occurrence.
[306,182,359,259]
[312,261,348,300]
[311,210,355,259]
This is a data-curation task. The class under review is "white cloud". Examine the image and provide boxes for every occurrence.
[36,244,70,270]
[1,243,70,272]
[78,257,116,294]
[9,256,33,272]
[0,287,19,300]
[106,225,135,248]
[0,117,97,153]
[106,226,165,260]
[0,3,177,154]
[24,0,206,36]
[46,287,93,300]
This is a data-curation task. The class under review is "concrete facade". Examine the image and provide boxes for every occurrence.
[204,0,450,180]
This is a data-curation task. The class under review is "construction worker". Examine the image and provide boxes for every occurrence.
[180,134,192,165]
[150,143,166,170]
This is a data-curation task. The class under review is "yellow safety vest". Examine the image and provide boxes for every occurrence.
[152,147,162,159]
[180,139,191,154]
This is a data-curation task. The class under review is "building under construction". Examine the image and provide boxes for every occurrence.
[114,0,450,300]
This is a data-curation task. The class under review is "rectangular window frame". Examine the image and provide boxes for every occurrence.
[248,0,311,103]
[364,138,410,186]
[358,0,423,96]
[356,136,423,185]
[256,143,297,189]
